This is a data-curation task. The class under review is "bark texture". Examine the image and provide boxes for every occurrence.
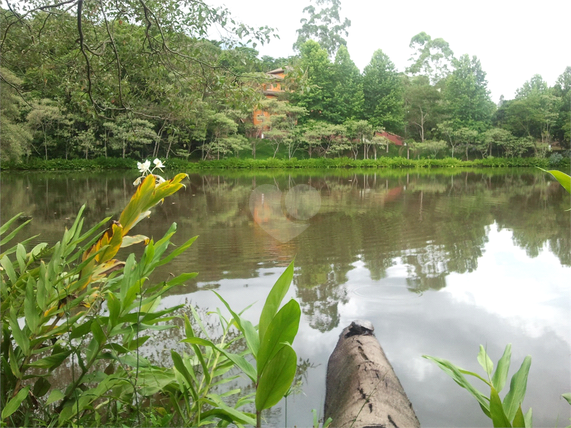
[324,324,420,428]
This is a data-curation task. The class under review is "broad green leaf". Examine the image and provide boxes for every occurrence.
[171,350,198,400]
[28,351,72,370]
[91,321,106,345]
[8,315,29,356]
[512,406,525,428]
[478,345,494,377]
[46,389,65,405]
[490,386,512,428]
[137,370,174,396]
[2,386,30,420]
[33,377,51,398]
[259,261,294,342]
[257,299,300,377]
[423,355,490,415]
[562,393,571,405]
[106,292,120,329]
[539,168,571,194]
[256,344,297,411]
[16,243,27,273]
[25,277,40,335]
[8,346,21,379]
[492,344,512,393]
[120,234,149,248]
[0,256,17,284]
[503,356,532,422]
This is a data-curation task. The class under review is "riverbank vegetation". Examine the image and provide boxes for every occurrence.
[1,1,569,166]
[1,154,567,172]
[0,172,302,427]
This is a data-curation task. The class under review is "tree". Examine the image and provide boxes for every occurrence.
[362,50,404,133]
[328,45,364,124]
[0,67,32,162]
[502,75,559,144]
[2,0,274,115]
[552,67,571,147]
[345,120,373,159]
[403,75,442,142]
[290,41,335,122]
[293,0,351,58]
[26,99,65,160]
[261,99,308,158]
[442,54,495,133]
[481,127,514,157]
[406,32,455,84]
[303,121,349,157]
[103,115,158,159]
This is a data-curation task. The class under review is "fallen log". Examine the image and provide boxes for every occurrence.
[324,321,420,428]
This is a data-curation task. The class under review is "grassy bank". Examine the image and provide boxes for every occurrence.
[3,156,569,172]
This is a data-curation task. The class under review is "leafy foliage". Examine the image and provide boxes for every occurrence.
[424,344,533,428]
[293,0,351,58]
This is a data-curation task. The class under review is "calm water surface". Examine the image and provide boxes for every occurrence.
[1,168,570,427]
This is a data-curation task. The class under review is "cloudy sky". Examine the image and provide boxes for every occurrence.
[211,0,570,103]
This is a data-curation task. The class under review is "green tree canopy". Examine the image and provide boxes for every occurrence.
[362,50,404,133]
[293,0,351,58]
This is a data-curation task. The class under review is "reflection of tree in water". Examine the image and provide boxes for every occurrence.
[294,263,350,332]
[3,170,569,337]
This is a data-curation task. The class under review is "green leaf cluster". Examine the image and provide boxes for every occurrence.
[424,344,532,428]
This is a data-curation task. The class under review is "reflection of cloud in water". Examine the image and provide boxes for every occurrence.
[444,227,571,345]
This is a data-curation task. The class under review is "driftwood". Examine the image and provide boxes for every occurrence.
[324,322,420,428]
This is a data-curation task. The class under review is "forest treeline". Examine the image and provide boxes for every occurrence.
[1,0,569,165]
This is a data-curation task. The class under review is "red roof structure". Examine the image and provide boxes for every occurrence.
[375,131,404,146]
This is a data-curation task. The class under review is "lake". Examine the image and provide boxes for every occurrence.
[1,168,570,427]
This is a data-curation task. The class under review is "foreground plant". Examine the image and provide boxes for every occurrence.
[179,261,301,427]
[424,344,532,428]
[539,167,571,210]
[0,172,193,426]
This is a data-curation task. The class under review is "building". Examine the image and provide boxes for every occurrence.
[374,131,404,146]
[252,68,287,136]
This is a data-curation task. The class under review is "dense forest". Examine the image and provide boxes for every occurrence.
[1,0,569,164]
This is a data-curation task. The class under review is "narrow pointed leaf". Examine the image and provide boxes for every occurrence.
[478,345,494,377]
[257,299,300,377]
[259,261,294,342]
[490,386,512,428]
[503,356,532,422]
[512,406,526,428]
[492,344,512,393]
[214,291,259,357]
[423,355,490,413]
[2,386,30,420]
[524,408,532,428]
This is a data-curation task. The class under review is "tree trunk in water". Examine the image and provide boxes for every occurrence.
[324,323,420,428]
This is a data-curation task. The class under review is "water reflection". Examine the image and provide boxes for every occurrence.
[1,168,570,427]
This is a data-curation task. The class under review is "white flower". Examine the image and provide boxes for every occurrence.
[155,175,166,185]
[153,158,165,170]
[133,176,143,186]
[137,159,151,174]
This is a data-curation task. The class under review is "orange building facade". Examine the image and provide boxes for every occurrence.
[252,68,286,137]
